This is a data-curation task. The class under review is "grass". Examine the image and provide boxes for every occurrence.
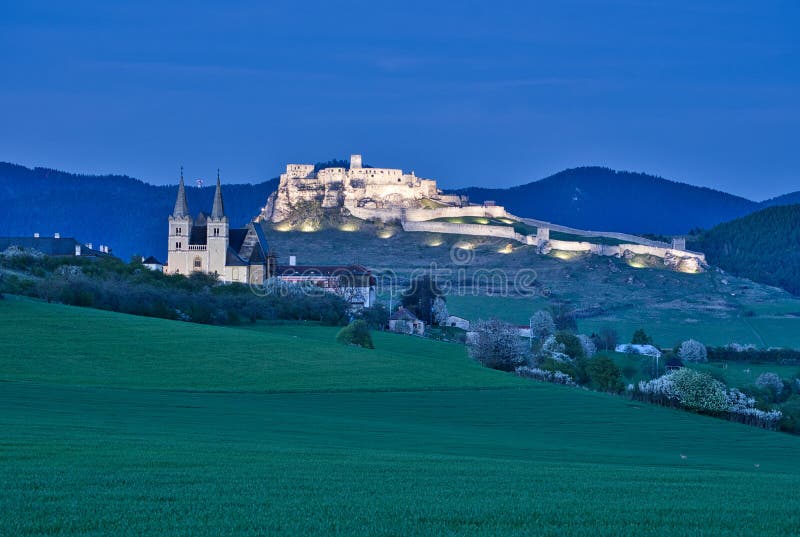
[3,297,800,535]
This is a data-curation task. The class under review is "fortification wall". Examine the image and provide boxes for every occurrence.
[404,206,507,222]
[399,219,705,264]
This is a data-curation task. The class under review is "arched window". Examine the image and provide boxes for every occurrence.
[193,256,202,271]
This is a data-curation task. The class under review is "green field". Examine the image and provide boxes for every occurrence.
[2,297,800,536]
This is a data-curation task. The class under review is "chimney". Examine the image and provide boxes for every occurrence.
[34,233,39,238]
[75,244,81,256]
[289,255,297,266]
[54,232,60,239]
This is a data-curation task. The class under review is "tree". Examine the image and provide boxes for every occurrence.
[468,319,526,372]
[550,302,577,331]
[554,332,585,360]
[431,297,449,326]
[358,303,390,330]
[592,326,618,351]
[530,310,556,341]
[586,355,623,393]
[755,372,785,401]
[631,328,653,345]
[336,320,374,349]
[577,334,596,358]
[678,339,707,363]
[401,275,443,325]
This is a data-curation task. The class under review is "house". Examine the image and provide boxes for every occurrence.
[446,315,470,330]
[389,307,425,336]
[274,262,376,309]
[615,344,662,358]
[0,234,112,258]
[165,170,274,284]
[142,256,164,272]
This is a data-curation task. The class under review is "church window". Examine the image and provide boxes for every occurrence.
[193,257,202,270]
[214,227,219,236]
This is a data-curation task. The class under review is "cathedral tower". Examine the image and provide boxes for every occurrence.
[206,170,229,276]
[167,167,193,274]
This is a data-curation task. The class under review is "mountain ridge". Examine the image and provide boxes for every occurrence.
[1,161,797,261]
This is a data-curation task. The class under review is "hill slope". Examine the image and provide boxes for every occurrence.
[453,167,758,235]
[0,163,278,260]
[697,204,800,295]
[2,297,800,535]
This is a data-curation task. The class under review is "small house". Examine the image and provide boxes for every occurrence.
[388,307,425,336]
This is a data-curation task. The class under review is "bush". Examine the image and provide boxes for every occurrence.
[678,339,707,363]
[529,310,556,341]
[336,320,374,349]
[755,372,784,396]
[670,368,728,413]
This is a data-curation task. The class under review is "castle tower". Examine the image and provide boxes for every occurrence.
[207,169,229,277]
[167,167,193,274]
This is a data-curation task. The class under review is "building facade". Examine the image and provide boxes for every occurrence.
[165,172,273,284]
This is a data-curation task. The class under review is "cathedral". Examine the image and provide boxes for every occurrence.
[165,171,273,284]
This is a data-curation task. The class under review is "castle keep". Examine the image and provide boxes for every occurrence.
[259,154,464,222]
[165,171,272,284]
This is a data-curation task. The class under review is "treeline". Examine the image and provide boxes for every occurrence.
[0,162,279,261]
[0,254,349,326]
[697,204,800,295]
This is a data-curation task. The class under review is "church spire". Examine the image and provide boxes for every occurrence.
[173,166,189,217]
[211,168,225,219]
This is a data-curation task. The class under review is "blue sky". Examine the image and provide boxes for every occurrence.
[1,1,797,199]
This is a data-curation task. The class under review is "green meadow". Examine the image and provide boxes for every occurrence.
[2,296,800,536]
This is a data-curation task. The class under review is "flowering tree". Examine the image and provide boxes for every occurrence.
[468,319,527,372]
[431,297,449,326]
[755,372,784,397]
[577,334,597,358]
[670,368,728,413]
[530,311,556,341]
[678,339,708,363]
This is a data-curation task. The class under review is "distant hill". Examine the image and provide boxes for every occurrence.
[0,163,277,261]
[2,161,798,264]
[696,204,800,295]
[452,167,759,235]
[760,191,800,209]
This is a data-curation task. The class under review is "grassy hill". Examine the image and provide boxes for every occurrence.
[2,297,800,535]
[262,220,800,349]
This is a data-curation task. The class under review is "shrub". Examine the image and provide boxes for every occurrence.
[335,320,374,349]
[468,319,526,372]
[678,339,707,363]
[554,332,585,360]
[515,366,576,386]
[670,368,728,413]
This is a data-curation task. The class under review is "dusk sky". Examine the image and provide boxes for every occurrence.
[1,1,797,199]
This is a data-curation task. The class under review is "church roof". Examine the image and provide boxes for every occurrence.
[143,256,163,265]
[210,173,225,219]
[173,173,189,217]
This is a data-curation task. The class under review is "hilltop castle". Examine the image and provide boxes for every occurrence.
[165,171,273,284]
[258,154,465,222]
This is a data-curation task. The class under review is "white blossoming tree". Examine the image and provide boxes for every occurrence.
[468,319,527,372]
[678,339,708,363]
[530,311,556,342]
[431,297,449,326]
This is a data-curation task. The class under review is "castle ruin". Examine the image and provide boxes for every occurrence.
[258,154,464,222]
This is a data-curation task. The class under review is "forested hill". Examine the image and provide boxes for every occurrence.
[0,163,278,261]
[697,204,800,295]
[452,167,759,235]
